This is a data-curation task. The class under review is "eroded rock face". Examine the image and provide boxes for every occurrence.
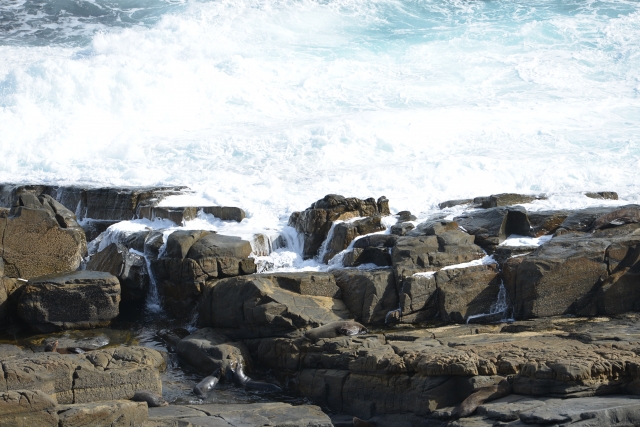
[322,216,386,263]
[86,243,149,302]
[257,272,340,298]
[0,389,58,427]
[198,275,350,338]
[454,207,532,252]
[56,400,148,427]
[1,194,86,280]
[333,269,398,324]
[0,346,165,404]
[289,194,390,260]
[17,271,121,333]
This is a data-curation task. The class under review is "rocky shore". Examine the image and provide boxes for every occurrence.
[2,183,640,426]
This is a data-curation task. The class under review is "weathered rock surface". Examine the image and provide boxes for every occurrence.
[586,191,618,200]
[57,400,148,427]
[198,275,350,338]
[333,269,397,324]
[528,210,569,237]
[17,271,121,332]
[343,234,398,268]
[454,207,532,252]
[0,389,59,427]
[86,243,149,302]
[1,194,86,279]
[176,328,251,375]
[0,346,165,404]
[511,226,640,318]
[480,193,542,209]
[148,402,332,427]
[392,220,484,280]
[257,272,340,298]
[150,232,256,317]
[289,194,390,260]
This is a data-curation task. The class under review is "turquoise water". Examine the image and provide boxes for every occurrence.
[0,0,639,219]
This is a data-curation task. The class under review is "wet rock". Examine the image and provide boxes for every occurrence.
[198,275,350,338]
[251,233,272,256]
[17,271,121,333]
[257,272,340,298]
[439,199,474,209]
[392,220,484,279]
[0,389,58,427]
[528,210,569,237]
[0,346,165,404]
[137,206,198,225]
[200,206,246,222]
[82,220,120,242]
[288,194,389,260]
[176,328,251,375]
[390,222,415,236]
[57,400,148,427]
[144,231,165,259]
[333,269,398,324]
[343,247,392,267]
[322,216,386,263]
[481,193,542,209]
[558,206,622,232]
[1,194,86,279]
[151,232,256,317]
[396,211,417,222]
[148,402,332,427]
[454,207,532,253]
[123,230,150,253]
[585,191,618,200]
[86,243,150,302]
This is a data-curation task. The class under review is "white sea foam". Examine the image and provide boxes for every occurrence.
[1,0,639,232]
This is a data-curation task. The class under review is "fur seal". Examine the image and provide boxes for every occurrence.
[231,360,282,392]
[44,340,90,354]
[194,368,221,397]
[304,320,368,342]
[592,207,640,231]
[451,379,511,419]
[131,390,168,407]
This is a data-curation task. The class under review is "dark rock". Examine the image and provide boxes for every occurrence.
[2,194,86,279]
[392,220,484,279]
[481,193,542,209]
[396,211,417,222]
[585,191,618,200]
[200,206,246,222]
[439,199,474,209]
[454,207,532,252]
[187,233,252,260]
[0,276,24,325]
[198,275,350,338]
[390,222,415,236]
[177,328,251,375]
[123,230,150,253]
[353,234,398,249]
[137,206,198,225]
[144,230,165,259]
[17,271,121,332]
[82,186,188,221]
[333,269,398,324]
[343,247,392,267]
[86,243,150,302]
[322,216,386,263]
[398,272,437,320]
[81,220,120,242]
[257,272,340,298]
[528,210,569,237]
[289,194,388,260]
[559,206,621,232]
[165,230,211,260]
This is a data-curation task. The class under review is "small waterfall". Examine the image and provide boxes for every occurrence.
[131,248,162,313]
[316,221,342,263]
[466,280,510,324]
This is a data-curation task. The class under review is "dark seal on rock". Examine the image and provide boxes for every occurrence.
[231,360,282,392]
[194,368,221,397]
[591,207,640,230]
[451,379,511,419]
[303,320,368,342]
[131,390,168,407]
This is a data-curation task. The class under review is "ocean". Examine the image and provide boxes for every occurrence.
[1,0,640,244]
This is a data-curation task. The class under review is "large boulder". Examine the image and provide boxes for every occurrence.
[198,275,351,338]
[392,220,484,280]
[17,271,121,332]
[333,269,398,324]
[176,328,251,375]
[454,206,532,252]
[321,216,386,263]
[343,234,398,268]
[1,194,86,279]
[150,231,256,317]
[289,194,390,260]
[0,390,59,427]
[86,243,149,302]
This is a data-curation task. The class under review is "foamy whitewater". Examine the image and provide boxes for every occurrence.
[2,0,640,231]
